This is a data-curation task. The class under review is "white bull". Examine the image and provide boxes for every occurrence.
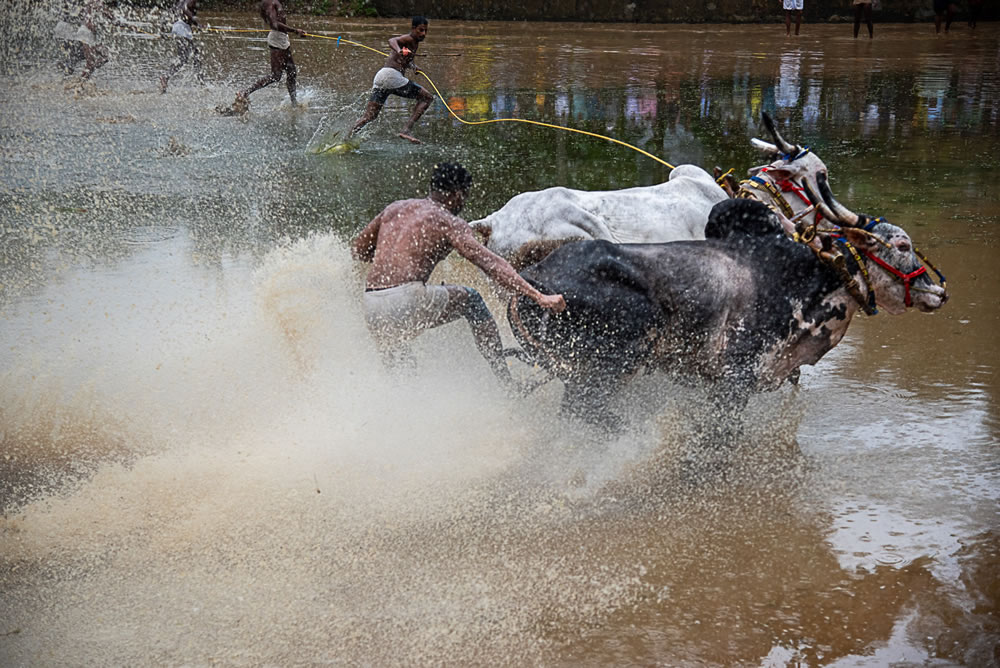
[470,164,727,270]
[471,113,830,269]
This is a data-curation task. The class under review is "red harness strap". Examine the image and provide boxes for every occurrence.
[771,173,824,227]
[863,252,928,307]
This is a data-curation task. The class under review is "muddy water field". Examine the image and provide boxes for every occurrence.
[1,11,998,666]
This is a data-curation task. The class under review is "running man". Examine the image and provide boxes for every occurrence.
[349,16,434,144]
[226,0,305,113]
[159,0,201,93]
[54,0,111,80]
[352,163,565,389]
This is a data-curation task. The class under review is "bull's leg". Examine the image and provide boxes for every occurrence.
[680,382,752,483]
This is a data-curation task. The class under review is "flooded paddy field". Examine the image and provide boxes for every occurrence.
[1,12,998,666]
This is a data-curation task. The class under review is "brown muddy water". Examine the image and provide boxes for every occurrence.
[1,11,998,666]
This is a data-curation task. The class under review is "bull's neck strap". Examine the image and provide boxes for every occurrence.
[737,173,795,219]
[833,237,878,315]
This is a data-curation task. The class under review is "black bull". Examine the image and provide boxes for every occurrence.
[507,200,947,430]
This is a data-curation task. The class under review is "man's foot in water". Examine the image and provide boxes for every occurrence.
[216,92,249,116]
[398,132,422,144]
[159,76,168,94]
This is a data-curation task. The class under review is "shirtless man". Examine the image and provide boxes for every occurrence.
[349,16,435,144]
[227,0,305,112]
[159,0,201,93]
[351,163,566,388]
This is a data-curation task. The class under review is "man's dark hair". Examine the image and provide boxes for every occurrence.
[431,163,472,193]
[412,16,428,27]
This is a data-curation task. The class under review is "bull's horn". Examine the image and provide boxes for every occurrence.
[817,173,860,226]
[802,180,838,221]
[762,111,798,156]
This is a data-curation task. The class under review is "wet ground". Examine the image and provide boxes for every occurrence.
[1,12,998,666]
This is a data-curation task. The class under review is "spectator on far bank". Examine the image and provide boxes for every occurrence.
[784,0,803,36]
[934,0,959,33]
[968,0,982,29]
[853,0,873,38]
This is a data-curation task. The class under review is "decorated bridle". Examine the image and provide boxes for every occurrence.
[738,114,827,229]
[807,178,947,315]
[846,218,947,308]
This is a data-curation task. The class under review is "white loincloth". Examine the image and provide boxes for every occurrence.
[372,67,409,90]
[54,20,77,41]
[266,29,290,50]
[362,282,451,344]
[54,21,96,45]
[171,19,193,40]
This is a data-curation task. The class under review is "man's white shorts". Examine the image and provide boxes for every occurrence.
[783,0,804,10]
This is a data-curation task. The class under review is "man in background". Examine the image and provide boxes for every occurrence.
[159,0,201,93]
[223,0,306,114]
[348,16,434,144]
[784,0,803,36]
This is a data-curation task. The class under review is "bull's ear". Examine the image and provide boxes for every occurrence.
[843,227,876,250]
[767,167,794,181]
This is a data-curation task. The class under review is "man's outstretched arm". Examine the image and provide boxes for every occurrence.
[448,223,565,312]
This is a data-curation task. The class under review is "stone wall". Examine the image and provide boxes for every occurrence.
[368,0,994,23]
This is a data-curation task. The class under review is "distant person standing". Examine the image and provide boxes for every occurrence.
[853,0,874,38]
[225,0,306,113]
[784,0,803,36]
[934,0,958,33]
[159,0,201,93]
[348,16,435,144]
[968,0,982,29]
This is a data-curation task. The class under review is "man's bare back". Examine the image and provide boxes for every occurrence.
[360,198,460,289]
[353,184,564,311]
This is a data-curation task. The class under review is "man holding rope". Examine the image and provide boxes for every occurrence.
[222,0,305,114]
[352,163,565,390]
[348,16,434,144]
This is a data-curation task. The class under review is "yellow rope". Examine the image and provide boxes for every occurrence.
[202,27,270,34]
[127,24,164,39]
[415,70,675,169]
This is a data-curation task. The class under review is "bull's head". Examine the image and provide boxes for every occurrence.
[749,112,829,210]
[813,174,948,315]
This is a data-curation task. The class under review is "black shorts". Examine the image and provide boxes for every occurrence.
[370,80,422,105]
[933,0,949,13]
